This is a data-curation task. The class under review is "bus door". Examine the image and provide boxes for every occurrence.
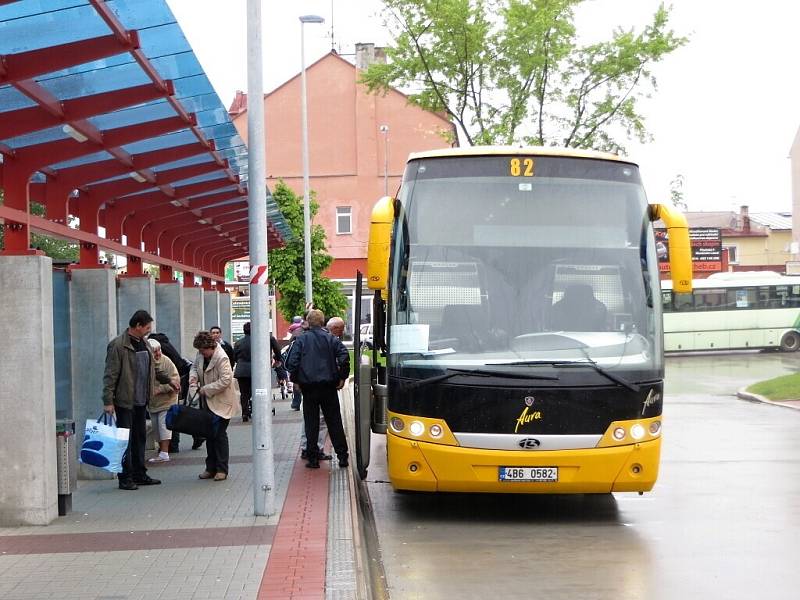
[353,271,371,480]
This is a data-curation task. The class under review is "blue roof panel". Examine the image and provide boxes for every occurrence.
[0,0,293,242]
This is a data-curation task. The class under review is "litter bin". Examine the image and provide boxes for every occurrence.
[55,419,77,516]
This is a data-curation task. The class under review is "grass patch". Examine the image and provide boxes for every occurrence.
[347,348,386,376]
[746,372,800,401]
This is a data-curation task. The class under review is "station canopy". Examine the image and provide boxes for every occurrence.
[0,0,289,283]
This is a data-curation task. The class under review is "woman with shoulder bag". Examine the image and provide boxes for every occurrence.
[188,331,240,481]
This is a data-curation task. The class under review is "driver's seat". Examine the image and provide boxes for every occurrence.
[550,284,608,331]
[439,304,488,352]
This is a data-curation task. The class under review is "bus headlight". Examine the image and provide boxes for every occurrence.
[390,417,405,432]
[630,424,646,440]
[429,424,443,438]
[613,427,626,440]
[649,420,661,435]
[409,421,425,437]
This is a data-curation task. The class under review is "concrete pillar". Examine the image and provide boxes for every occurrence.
[203,290,220,329]
[219,293,232,340]
[117,276,156,336]
[182,287,204,356]
[155,282,185,357]
[0,256,58,525]
[70,268,117,480]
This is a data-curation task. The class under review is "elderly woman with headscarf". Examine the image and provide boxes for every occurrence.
[189,330,240,481]
[146,338,180,463]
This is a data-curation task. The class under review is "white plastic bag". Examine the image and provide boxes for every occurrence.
[79,414,130,473]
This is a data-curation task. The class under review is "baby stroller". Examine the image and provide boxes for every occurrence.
[274,360,290,400]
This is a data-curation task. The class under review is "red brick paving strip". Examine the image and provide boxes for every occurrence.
[0,525,275,555]
[257,456,330,600]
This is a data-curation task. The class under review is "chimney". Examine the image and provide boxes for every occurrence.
[740,205,750,233]
[355,42,387,70]
[228,90,248,117]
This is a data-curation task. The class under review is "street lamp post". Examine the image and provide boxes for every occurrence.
[379,124,389,196]
[300,14,325,307]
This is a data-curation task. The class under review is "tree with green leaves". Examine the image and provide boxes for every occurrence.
[268,181,348,323]
[361,0,687,153]
[669,173,687,211]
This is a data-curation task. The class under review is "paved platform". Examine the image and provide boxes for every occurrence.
[0,389,360,600]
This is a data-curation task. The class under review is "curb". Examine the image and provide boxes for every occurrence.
[342,381,390,600]
[736,387,800,410]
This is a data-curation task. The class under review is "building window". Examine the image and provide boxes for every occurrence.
[336,206,352,234]
[725,245,738,264]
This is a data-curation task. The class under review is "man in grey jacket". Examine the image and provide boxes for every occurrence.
[103,310,178,490]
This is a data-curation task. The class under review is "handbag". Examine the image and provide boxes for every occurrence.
[79,413,129,474]
[165,393,220,439]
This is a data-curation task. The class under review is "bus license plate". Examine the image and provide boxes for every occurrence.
[499,467,558,482]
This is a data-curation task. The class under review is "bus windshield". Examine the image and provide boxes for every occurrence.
[388,155,663,377]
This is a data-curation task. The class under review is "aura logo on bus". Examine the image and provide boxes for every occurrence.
[642,389,661,415]
[514,406,543,433]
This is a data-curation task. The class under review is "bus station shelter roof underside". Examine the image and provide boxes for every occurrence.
[0,0,290,287]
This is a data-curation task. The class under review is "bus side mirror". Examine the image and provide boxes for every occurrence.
[367,196,395,291]
[649,203,693,294]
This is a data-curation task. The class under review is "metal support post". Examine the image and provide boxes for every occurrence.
[247,0,275,516]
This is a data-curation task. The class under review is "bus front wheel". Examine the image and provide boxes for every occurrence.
[780,331,800,352]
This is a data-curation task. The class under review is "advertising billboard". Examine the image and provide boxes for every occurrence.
[656,227,722,273]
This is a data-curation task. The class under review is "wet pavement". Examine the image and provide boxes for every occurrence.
[362,351,800,600]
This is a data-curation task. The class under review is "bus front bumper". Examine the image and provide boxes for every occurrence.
[386,432,661,494]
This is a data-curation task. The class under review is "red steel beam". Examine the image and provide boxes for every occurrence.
[86,162,226,199]
[209,249,249,276]
[172,229,247,265]
[88,1,230,173]
[201,242,248,272]
[0,204,220,280]
[0,81,172,140]
[103,188,241,234]
[199,202,247,221]
[208,211,248,227]
[211,252,246,276]
[57,142,209,189]
[0,33,138,84]
[10,115,190,173]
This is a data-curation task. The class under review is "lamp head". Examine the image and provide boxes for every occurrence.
[299,14,325,24]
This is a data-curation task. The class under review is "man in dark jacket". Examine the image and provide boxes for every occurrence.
[286,309,350,469]
[234,322,283,422]
[210,326,236,368]
[103,310,177,490]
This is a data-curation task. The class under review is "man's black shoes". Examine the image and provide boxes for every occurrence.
[305,460,320,469]
[133,475,161,486]
[118,480,138,491]
[301,448,330,460]
[191,438,205,450]
[338,458,349,468]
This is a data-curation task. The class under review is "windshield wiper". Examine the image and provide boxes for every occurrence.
[398,367,558,390]
[488,356,639,392]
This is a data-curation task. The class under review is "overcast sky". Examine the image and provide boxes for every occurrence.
[166,0,800,214]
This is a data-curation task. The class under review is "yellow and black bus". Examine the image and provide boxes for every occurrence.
[353,146,692,494]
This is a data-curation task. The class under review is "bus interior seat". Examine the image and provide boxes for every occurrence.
[438,304,488,352]
[550,284,609,331]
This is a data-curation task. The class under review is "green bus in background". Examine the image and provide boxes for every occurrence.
[662,272,800,352]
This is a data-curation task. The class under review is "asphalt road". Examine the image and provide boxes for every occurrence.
[361,351,800,600]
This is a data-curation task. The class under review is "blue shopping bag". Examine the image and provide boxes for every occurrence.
[79,414,130,474]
